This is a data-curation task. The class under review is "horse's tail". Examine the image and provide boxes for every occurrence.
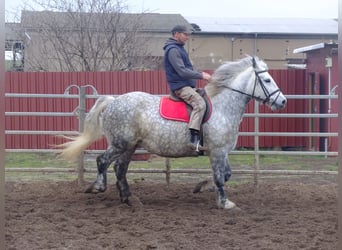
[57,95,115,161]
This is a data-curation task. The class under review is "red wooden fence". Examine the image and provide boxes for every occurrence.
[5,70,308,150]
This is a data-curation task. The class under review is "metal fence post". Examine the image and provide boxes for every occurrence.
[77,86,86,185]
[165,158,171,185]
[63,84,98,185]
[254,100,260,187]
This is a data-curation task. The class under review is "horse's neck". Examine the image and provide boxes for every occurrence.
[211,69,254,118]
[212,88,250,119]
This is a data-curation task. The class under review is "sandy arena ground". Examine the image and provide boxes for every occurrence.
[5,176,337,249]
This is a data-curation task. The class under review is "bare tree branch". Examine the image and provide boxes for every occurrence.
[21,0,159,71]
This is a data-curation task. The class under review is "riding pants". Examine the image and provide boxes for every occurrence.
[174,86,206,131]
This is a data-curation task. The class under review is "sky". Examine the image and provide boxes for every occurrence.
[5,0,339,22]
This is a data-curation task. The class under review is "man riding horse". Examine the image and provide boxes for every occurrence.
[163,25,211,152]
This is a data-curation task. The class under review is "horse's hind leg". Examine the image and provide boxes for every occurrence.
[113,149,135,205]
[85,147,119,193]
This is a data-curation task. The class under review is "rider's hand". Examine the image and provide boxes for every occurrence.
[202,72,211,82]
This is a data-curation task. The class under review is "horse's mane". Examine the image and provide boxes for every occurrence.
[206,56,260,97]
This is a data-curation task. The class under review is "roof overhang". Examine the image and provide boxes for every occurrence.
[293,42,338,54]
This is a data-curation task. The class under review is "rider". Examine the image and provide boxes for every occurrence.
[163,25,211,151]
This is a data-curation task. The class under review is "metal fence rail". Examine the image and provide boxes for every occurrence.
[5,86,338,184]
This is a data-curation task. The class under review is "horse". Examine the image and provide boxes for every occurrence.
[57,56,287,209]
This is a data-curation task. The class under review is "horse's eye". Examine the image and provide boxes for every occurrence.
[265,79,271,83]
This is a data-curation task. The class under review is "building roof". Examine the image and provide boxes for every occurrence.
[8,12,338,40]
[21,11,191,33]
[186,17,338,35]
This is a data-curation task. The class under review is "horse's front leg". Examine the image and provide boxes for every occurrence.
[211,153,236,209]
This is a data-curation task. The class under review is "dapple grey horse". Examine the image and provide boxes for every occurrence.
[57,56,286,209]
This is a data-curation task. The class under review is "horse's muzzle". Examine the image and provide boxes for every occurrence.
[271,94,287,110]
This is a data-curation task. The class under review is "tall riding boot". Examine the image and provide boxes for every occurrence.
[189,129,206,152]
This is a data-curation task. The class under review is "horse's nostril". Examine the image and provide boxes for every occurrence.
[282,99,286,104]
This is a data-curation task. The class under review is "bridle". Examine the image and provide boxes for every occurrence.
[227,60,281,105]
[252,69,281,105]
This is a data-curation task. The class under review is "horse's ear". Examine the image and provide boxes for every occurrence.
[252,57,256,68]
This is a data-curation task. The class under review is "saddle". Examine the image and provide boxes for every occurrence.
[159,88,212,123]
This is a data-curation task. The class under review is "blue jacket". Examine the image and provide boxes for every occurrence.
[163,38,202,92]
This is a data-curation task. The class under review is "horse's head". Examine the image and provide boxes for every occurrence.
[207,56,287,110]
[251,57,287,110]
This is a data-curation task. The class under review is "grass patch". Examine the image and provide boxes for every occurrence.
[5,152,338,182]
[5,152,74,168]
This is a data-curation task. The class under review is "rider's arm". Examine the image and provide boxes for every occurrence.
[168,48,203,80]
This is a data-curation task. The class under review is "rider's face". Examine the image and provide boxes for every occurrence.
[174,32,190,44]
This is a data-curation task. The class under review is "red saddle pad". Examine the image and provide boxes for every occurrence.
[159,97,190,122]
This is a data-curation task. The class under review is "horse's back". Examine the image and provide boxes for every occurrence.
[101,91,161,131]
[105,91,159,112]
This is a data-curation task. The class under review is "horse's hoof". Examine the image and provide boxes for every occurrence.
[84,185,96,193]
[218,199,236,209]
[193,180,215,193]
[84,183,106,193]
[121,197,132,206]
[193,180,209,193]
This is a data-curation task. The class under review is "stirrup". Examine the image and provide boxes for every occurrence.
[195,142,201,152]
[189,141,207,152]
